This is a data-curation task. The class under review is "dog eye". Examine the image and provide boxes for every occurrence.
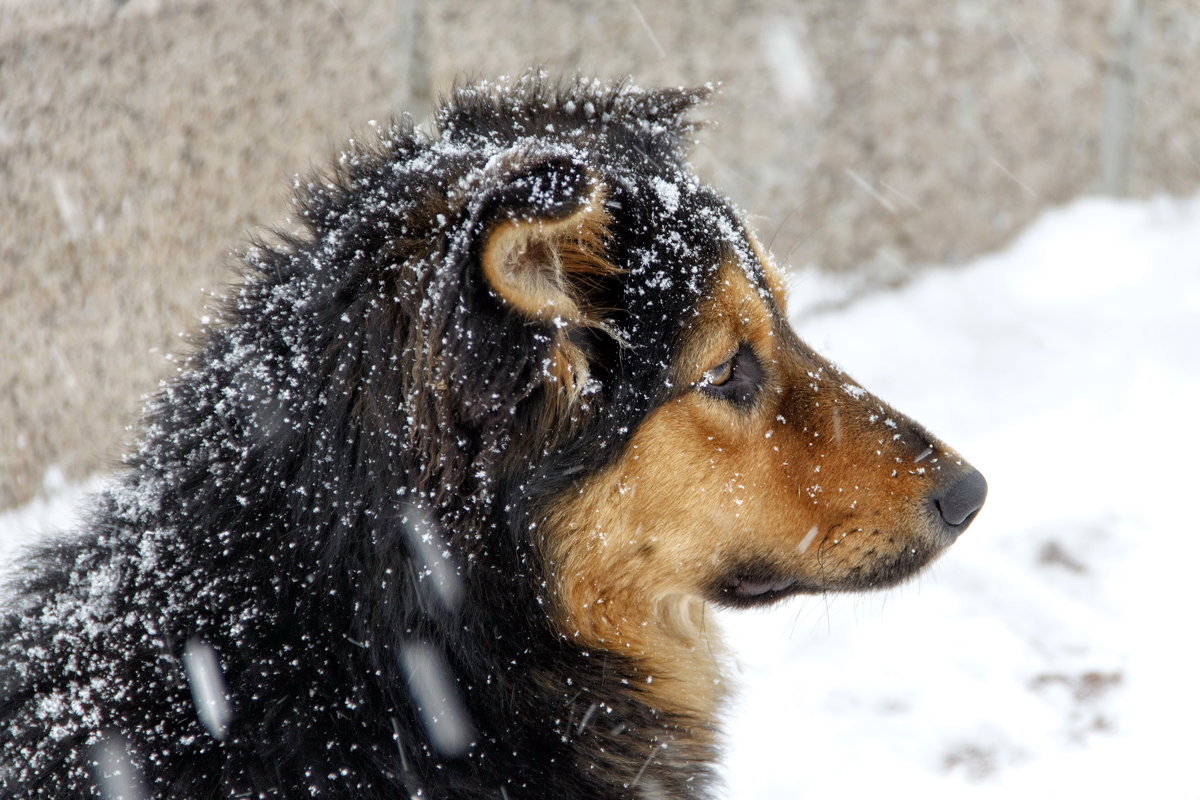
[699,343,763,406]
[704,358,733,386]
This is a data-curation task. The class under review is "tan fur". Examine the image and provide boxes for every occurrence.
[542,254,961,731]
[745,228,790,309]
[481,182,620,406]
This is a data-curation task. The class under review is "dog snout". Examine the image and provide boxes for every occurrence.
[930,467,987,537]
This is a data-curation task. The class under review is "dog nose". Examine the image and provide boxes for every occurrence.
[932,468,987,532]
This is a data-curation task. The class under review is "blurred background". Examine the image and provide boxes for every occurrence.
[2,0,1192,508]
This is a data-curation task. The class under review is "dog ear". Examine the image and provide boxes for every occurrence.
[474,150,616,326]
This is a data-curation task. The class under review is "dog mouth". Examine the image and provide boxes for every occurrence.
[711,569,824,608]
[710,536,950,608]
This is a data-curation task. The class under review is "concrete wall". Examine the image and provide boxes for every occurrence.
[1,0,1195,507]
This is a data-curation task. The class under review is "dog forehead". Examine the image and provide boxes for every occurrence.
[613,171,764,303]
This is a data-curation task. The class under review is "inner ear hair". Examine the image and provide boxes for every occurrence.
[481,183,618,326]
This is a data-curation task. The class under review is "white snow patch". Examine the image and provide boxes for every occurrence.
[399,640,475,758]
[182,638,233,741]
[652,176,680,215]
[89,733,147,800]
[0,471,101,567]
[760,20,821,108]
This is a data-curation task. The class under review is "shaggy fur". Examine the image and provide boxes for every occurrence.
[1,76,984,799]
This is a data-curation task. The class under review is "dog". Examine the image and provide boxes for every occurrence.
[1,76,986,799]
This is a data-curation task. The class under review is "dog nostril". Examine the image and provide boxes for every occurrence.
[933,469,988,529]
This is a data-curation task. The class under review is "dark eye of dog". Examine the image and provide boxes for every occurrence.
[700,342,763,406]
[705,358,733,386]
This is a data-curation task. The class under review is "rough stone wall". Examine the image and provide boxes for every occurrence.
[0,0,1194,507]
[1,0,412,507]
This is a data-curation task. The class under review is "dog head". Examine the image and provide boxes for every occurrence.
[428,79,987,713]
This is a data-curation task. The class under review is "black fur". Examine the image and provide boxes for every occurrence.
[1,77,751,798]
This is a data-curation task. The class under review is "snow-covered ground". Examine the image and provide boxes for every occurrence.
[2,194,1197,797]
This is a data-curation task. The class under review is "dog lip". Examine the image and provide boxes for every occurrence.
[726,575,798,597]
[713,572,826,607]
